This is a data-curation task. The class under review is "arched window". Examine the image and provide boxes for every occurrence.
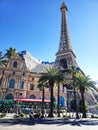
[30,84,34,90]
[9,79,15,89]
[13,61,17,68]
[6,93,14,99]
[20,81,24,89]
[29,95,36,99]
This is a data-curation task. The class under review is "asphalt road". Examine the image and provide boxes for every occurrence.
[0,117,98,130]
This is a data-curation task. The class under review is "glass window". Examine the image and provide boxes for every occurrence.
[32,77,34,81]
[29,95,36,99]
[13,61,18,68]
[30,84,34,90]
[13,71,15,75]
[9,79,15,89]
[23,72,25,76]
[6,93,14,99]
[20,81,24,89]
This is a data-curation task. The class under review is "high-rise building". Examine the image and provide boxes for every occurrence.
[55,2,78,71]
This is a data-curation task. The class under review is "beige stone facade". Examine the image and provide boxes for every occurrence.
[0,52,67,108]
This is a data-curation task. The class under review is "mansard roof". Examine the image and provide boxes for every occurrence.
[19,50,55,73]
[30,61,55,74]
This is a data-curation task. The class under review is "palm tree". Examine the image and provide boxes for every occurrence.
[0,51,6,67]
[0,48,18,88]
[5,47,18,60]
[38,67,60,117]
[0,51,7,89]
[0,51,7,86]
[37,81,48,117]
[75,74,96,118]
[67,66,79,118]
[55,71,65,117]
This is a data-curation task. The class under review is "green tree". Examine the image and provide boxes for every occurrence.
[0,48,18,87]
[75,74,96,118]
[0,51,7,87]
[38,67,60,117]
[0,51,7,95]
[67,66,79,118]
[0,51,6,67]
[5,47,18,60]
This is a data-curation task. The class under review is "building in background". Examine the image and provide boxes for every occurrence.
[0,50,67,109]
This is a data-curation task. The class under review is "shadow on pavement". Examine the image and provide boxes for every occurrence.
[0,118,98,127]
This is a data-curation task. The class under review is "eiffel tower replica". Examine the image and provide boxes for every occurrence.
[55,1,78,72]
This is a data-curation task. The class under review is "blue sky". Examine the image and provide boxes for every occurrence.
[0,0,98,81]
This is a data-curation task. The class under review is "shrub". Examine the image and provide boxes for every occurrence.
[63,114,67,118]
[91,114,98,118]
[0,113,6,118]
[64,115,71,119]
[14,114,20,118]
[19,111,24,118]
[54,110,57,114]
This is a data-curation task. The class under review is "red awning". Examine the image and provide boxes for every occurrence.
[14,98,50,103]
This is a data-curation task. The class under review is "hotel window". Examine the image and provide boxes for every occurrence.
[32,77,34,81]
[30,84,34,90]
[23,72,25,76]
[9,79,15,89]
[13,61,18,68]
[29,95,36,99]
[20,81,24,89]
[13,71,15,75]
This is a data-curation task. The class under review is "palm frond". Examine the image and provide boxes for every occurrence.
[0,51,7,66]
[5,47,18,59]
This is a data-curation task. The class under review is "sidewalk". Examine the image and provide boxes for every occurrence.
[0,116,98,130]
[0,113,15,119]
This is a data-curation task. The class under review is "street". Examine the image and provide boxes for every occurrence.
[0,117,98,130]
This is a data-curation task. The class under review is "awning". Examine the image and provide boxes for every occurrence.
[14,98,50,103]
[1,99,14,103]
